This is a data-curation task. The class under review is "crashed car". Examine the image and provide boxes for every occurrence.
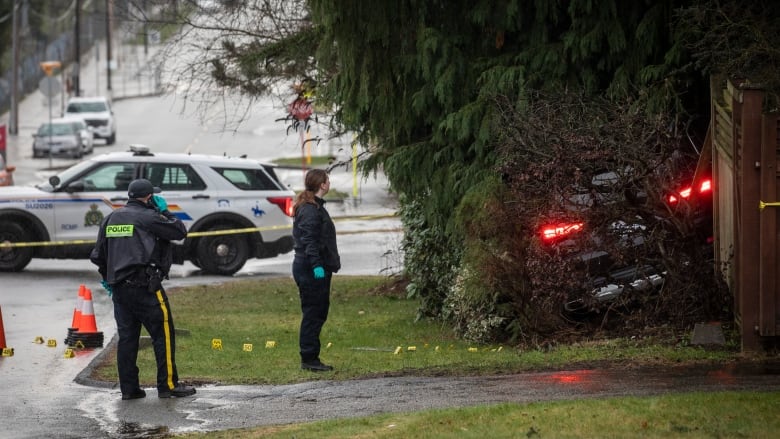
[535,159,714,315]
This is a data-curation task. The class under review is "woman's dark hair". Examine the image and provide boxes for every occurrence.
[293,169,329,215]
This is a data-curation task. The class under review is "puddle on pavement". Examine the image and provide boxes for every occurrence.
[525,361,780,389]
[114,421,172,439]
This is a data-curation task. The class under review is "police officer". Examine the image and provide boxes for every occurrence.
[90,178,196,400]
[292,169,340,371]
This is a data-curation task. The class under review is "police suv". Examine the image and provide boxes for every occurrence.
[0,145,295,275]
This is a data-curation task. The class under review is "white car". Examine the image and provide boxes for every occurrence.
[32,118,93,158]
[0,145,294,274]
[63,96,117,145]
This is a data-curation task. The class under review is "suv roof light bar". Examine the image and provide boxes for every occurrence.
[128,144,152,156]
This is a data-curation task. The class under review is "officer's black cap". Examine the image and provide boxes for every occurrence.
[128,179,161,198]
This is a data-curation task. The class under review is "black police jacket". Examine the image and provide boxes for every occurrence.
[293,197,341,273]
[90,199,187,284]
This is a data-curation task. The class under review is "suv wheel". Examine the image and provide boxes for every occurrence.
[196,226,249,275]
[107,132,116,145]
[0,220,34,272]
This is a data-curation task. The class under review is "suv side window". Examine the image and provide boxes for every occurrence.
[77,163,137,192]
[144,163,206,191]
[213,167,278,190]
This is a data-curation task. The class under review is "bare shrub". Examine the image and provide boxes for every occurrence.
[488,90,730,340]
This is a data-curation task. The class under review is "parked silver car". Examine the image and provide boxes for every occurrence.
[32,118,93,159]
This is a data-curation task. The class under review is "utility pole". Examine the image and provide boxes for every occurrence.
[143,0,148,55]
[9,0,19,135]
[106,0,112,91]
[74,0,81,96]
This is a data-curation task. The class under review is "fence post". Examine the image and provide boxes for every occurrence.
[759,113,779,337]
[735,86,763,351]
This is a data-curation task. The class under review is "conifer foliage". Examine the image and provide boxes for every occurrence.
[304,0,696,329]
[194,1,724,341]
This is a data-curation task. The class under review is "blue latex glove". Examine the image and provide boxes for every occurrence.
[151,194,168,212]
[313,266,325,279]
[100,280,113,298]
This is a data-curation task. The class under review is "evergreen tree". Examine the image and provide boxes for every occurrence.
[306,0,697,316]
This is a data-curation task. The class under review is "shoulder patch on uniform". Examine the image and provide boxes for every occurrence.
[106,224,134,237]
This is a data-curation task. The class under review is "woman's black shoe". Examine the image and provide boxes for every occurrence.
[301,360,334,372]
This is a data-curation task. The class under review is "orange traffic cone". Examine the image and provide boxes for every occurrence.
[68,288,104,348]
[0,305,7,349]
[78,288,99,333]
[71,285,85,328]
[0,305,12,356]
[65,285,86,346]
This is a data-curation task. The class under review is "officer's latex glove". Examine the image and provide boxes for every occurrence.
[100,280,113,298]
[151,194,168,212]
[313,266,325,279]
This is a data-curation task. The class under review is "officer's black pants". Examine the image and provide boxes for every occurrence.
[292,259,331,363]
[112,282,179,395]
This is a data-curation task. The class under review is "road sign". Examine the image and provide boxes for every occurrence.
[40,61,61,76]
[38,77,61,97]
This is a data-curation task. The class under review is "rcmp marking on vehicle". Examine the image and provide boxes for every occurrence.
[84,204,104,226]
[252,204,266,217]
[25,202,53,209]
[166,205,193,221]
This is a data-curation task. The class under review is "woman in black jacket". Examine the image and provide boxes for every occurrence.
[292,169,340,371]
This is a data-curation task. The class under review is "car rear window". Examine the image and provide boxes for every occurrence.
[213,167,280,191]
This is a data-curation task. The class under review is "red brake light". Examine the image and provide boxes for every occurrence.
[268,196,294,217]
[668,179,712,204]
[541,222,584,241]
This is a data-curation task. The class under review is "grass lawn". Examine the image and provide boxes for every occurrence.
[90,276,777,438]
[91,276,739,385]
[182,391,780,438]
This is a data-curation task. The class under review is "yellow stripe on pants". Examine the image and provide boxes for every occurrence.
[155,289,175,390]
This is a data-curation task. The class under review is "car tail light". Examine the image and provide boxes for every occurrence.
[667,179,712,204]
[268,196,294,217]
[541,222,584,242]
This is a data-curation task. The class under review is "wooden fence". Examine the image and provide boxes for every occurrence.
[711,77,780,350]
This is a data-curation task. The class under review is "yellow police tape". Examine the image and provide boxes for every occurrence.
[0,213,400,248]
